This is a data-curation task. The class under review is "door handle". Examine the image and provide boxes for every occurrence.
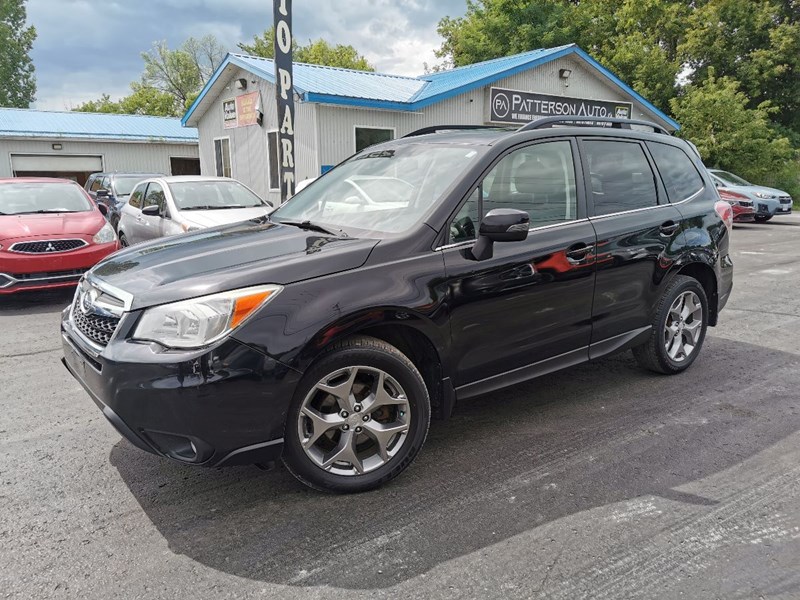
[660,221,680,236]
[565,242,594,262]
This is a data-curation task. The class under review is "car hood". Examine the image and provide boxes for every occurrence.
[724,184,789,199]
[0,211,104,243]
[178,206,273,228]
[89,218,378,310]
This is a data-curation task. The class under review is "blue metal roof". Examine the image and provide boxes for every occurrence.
[0,108,198,142]
[183,45,678,130]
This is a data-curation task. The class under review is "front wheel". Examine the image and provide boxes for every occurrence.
[283,336,431,493]
[633,275,708,374]
[754,215,773,222]
[118,231,129,247]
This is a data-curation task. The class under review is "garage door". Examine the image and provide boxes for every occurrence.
[11,154,104,187]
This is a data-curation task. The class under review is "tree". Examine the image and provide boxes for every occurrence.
[670,72,795,183]
[73,85,180,117]
[141,35,226,110]
[238,27,375,71]
[0,0,37,107]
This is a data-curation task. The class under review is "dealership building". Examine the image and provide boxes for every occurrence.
[0,109,200,187]
[183,43,679,204]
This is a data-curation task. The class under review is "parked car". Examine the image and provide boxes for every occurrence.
[62,117,733,493]
[708,169,792,222]
[85,172,163,231]
[717,188,756,223]
[0,178,118,294]
[116,176,272,247]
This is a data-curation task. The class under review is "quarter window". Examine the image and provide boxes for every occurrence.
[647,142,705,202]
[214,138,232,178]
[584,140,658,216]
[355,127,394,153]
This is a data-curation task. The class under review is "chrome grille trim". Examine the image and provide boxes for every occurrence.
[70,277,126,350]
[9,239,88,254]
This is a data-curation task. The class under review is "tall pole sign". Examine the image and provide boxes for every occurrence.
[273,0,295,202]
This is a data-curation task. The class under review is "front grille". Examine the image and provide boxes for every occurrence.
[16,269,87,281]
[72,308,120,346]
[0,269,86,289]
[739,200,753,207]
[779,196,792,204]
[10,239,87,254]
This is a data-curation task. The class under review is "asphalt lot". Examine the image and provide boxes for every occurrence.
[2,215,800,599]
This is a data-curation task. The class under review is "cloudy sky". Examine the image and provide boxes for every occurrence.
[27,0,467,110]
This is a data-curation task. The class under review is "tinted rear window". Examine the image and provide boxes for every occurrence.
[647,142,705,202]
[583,140,658,216]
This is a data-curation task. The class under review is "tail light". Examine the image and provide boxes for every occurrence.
[718,189,749,206]
[715,200,733,230]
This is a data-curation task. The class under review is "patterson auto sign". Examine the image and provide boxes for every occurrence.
[489,87,632,124]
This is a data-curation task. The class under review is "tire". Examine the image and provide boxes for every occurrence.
[632,275,709,375]
[282,335,431,493]
[754,215,773,222]
[118,231,129,247]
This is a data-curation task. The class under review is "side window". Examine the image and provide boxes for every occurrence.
[647,142,705,202]
[101,176,111,191]
[450,188,480,243]
[483,140,578,228]
[89,176,103,192]
[129,184,145,209]
[584,140,658,216]
[144,183,166,212]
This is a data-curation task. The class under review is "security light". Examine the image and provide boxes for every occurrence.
[559,68,572,79]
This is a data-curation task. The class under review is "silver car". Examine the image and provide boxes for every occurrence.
[117,176,272,246]
[708,169,793,222]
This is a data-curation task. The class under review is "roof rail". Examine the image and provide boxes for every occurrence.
[403,125,506,138]
[517,116,669,135]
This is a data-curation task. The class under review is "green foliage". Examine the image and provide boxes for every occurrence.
[239,27,375,71]
[670,72,795,182]
[0,0,36,107]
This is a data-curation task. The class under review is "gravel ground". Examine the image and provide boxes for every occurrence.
[2,215,800,599]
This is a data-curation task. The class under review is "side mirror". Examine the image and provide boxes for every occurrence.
[96,188,110,198]
[142,204,161,217]
[97,203,108,216]
[471,208,530,261]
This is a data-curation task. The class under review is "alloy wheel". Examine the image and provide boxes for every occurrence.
[297,366,411,476]
[663,290,703,362]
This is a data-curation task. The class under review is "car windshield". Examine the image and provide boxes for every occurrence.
[0,182,93,215]
[114,176,153,196]
[271,144,482,237]
[169,180,268,210]
[714,171,751,186]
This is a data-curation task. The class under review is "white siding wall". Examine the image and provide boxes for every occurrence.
[0,138,198,178]
[196,67,318,205]
[316,55,669,167]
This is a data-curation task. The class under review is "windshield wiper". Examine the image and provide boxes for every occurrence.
[17,209,80,214]
[277,220,347,237]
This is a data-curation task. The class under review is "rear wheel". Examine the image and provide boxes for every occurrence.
[633,275,708,374]
[283,336,430,493]
[754,215,773,222]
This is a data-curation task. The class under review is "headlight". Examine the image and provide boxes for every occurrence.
[92,221,117,244]
[132,284,282,349]
[754,192,774,199]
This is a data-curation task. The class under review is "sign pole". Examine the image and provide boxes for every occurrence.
[273,0,295,202]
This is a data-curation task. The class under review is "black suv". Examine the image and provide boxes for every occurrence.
[85,172,163,230]
[62,118,733,493]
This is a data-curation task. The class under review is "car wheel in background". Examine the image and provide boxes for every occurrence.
[633,275,709,375]
[283,336,431,493]
[118,232,129,247]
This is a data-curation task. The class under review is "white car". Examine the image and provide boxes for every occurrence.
[117,176,272,246]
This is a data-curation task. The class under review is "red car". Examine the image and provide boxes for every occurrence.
[0,178,119,294]
[718,188,756,223]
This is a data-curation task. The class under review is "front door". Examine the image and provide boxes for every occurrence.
[139,182,168,242]
[442,139,597,395]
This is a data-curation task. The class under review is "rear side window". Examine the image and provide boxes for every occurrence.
[89,176,103,192]
[583,140,658,216]
[647,142,705,202]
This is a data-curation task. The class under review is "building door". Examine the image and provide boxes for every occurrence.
[11,154,103,187]
[170,157,200,175]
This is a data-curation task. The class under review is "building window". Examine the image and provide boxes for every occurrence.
[214,138,232,178]
[268,131,279,190]
[355,127,394,153]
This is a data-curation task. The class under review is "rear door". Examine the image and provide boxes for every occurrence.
[580,137,684,353]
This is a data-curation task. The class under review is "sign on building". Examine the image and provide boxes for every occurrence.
[274,0,295,202]
[488,87,632,124]
[222,99,238,129]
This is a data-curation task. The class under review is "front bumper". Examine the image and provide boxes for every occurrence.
[61,305,301,467]
[0,241,118,294]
